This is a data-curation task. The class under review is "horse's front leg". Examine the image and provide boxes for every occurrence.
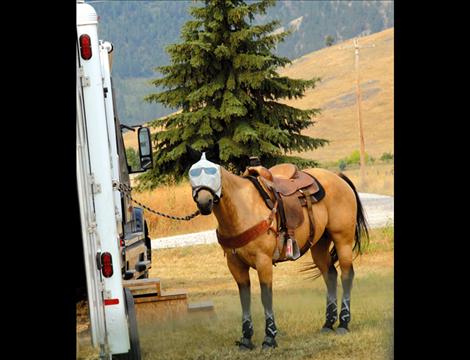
[257,255,278,349]
[226,252,255,350]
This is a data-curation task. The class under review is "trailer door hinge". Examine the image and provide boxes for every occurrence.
[87,221,97,234]
[93,183,102,194]
[79,66,90,87]
[89,174,102,194]
[115,206,122,222]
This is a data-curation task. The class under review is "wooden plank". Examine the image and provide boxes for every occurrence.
[133,294,161,304]
[123,278,161,295]
[126,286,160,296]
[134,298,189,324]
[131,289,188,303]
[158,289,188,301]
[188,300,214,312]
[122,278,161,288]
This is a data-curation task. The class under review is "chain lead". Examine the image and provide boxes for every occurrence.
[114,181,200,221]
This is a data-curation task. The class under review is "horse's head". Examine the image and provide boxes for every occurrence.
[189,153,221,215]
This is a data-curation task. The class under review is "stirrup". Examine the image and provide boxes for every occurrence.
[291,238,301,260]
[285,237,301,260]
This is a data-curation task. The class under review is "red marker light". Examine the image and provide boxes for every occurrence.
[104,298,119,306]
[79,34,92,60]
[101,252,113,278]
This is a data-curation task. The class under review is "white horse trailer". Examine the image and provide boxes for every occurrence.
[76,1,154,358]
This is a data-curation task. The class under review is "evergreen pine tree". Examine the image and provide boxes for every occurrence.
[140,0,327,187]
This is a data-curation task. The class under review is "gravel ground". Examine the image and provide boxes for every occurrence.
[151,193,394,249]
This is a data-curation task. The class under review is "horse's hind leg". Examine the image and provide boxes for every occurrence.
[311,235,338,333]
[333,235,355,334]
[256,254,278,349]
[226,252,255,350]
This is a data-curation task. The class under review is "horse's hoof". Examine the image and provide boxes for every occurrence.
[235,337,255,351]
[320,326,335,334]
[262,336,278,350]
[336,327,349,335]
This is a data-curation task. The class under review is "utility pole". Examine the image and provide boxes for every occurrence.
[340,38,375,188]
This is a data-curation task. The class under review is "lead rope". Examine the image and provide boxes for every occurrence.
[113,181,200,221]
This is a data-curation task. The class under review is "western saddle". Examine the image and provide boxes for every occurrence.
[243,163,325,262]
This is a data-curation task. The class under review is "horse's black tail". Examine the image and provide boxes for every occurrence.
[337,172,370,255]
[301,172,369,280]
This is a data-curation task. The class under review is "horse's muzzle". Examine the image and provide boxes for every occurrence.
[193,188,215,215]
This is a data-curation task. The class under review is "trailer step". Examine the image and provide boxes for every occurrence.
[123,278,161,295]
[123,277,214,324]
[188,300,214,312]
[159,289,188,300]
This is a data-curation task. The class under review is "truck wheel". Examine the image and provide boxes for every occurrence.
[112,288,141,359]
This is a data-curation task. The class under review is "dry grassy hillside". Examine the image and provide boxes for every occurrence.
[281,27,394,162]
[124,28,393,164]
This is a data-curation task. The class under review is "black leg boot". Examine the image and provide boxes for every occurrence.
[262,315,278,349]
[321,295,338,332]
[337,298,351,334]
[236,317,255,350]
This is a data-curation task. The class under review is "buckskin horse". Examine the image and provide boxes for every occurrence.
[189,154,369,350]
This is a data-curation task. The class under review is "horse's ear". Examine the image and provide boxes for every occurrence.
[186,145,201,162]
